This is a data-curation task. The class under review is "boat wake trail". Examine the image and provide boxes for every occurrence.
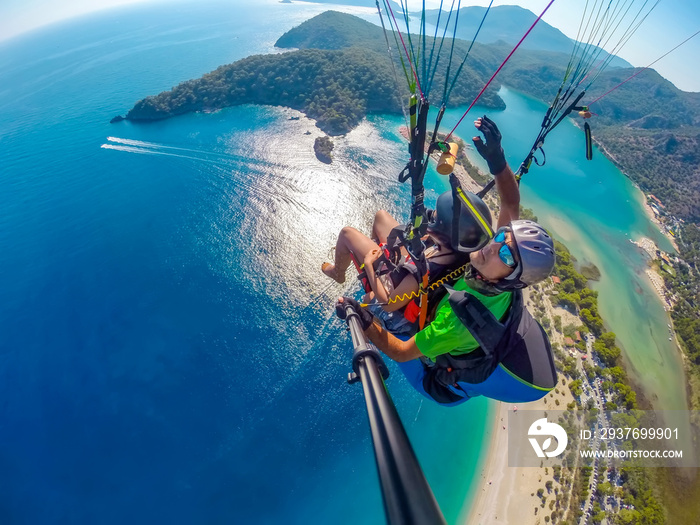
[102,136,277,168]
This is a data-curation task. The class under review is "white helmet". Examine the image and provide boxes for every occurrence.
[495,220,555,290]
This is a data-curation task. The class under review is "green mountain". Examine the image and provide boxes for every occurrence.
[124,12,506,134]
[120,10,700,221]
[275,9,387,52]
[424,5,633,69]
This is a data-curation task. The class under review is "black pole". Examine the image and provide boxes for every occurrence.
[344,307,446,525]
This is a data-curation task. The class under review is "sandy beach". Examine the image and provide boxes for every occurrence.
[645,268,674,311]
[638,194,679,252]
[629,236,676,311]
[466,384,575,525]
[465,284,577,525]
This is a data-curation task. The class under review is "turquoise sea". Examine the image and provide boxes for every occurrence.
[454,88,688,415]
[0,1,688,524]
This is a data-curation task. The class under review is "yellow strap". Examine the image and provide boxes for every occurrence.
[456,186,493,237]
[418,273,430,329]
[381,263,469,306]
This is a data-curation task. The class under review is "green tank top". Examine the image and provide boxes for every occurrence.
[414,278,513,360]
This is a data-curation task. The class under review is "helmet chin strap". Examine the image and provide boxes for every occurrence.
[467,262,527,294]
[464,265,503,296]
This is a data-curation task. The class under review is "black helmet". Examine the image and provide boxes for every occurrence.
[494,220,555,290]
[428,191,492,251]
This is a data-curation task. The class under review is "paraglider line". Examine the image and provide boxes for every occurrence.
[589,27,700,105]
[445,0,557,140]
[385,0,425,98]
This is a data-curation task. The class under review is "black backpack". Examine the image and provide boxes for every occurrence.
[422,286,557,404]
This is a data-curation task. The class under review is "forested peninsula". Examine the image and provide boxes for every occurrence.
[119,11,700,222]
[118,12,506,135]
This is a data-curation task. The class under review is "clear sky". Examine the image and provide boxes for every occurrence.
[1,0,698,91]
[0,0,150,42]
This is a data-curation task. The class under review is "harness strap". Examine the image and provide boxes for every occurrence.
[418,271,430,330]
[445,285,507,355]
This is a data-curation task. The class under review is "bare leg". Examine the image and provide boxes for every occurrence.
[322,226,380,283]
[371,210,400,244]
[371,209,410,260]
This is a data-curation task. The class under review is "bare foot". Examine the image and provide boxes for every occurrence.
[321,262,345,283]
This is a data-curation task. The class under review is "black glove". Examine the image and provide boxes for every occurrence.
[473,115,507,175]
[335,297,374,331]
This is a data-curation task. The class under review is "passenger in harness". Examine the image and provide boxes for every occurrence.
[336,116,558,406]
[322,190,492,336]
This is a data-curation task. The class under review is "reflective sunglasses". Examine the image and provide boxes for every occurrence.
[494,230,517,268]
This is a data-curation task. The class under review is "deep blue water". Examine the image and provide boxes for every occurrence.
[0,2,491,524]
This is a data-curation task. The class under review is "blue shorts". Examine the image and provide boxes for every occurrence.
[366,299,415,337]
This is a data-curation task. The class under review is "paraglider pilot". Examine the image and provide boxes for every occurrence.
[336,117,558,406]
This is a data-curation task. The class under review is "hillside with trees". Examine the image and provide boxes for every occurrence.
[665,223,700,370]
[424,4,632,69]
[120,10,700,221]
[123,12,504,136]
[126,47,401,136]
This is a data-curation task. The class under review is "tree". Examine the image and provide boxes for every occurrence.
[562,278,577,293]
[608,366,626,383]
[563,324,577,338]
[569,380,583,397]
[580,308,604,335]
[579,296,597,310]
[593,341,621,367]
[599,332,617,348]
[598,482,613,498]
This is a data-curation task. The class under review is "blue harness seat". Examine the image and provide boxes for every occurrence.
[395,288,557,406]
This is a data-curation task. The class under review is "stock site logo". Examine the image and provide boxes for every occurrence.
[528,418,568,458]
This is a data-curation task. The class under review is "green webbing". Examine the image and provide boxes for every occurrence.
[425,0,446,95]
[421,0,426,89]
[377,0,410,128]
[398,0,420,85]
[440,0,462,105]
[425,0,457,96]
[498,364,553,392]
[380,0,414,92]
